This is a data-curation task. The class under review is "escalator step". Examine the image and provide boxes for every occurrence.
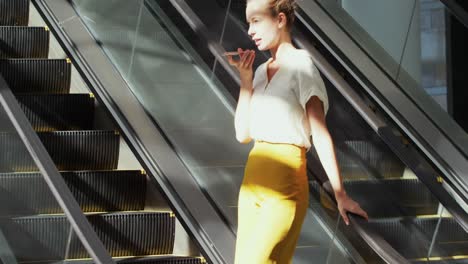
[0,170,146,215]
[17,94,94,131]
[341,140,405,179]
[2,212,175,262]
[64,170,146,212]
[0,0,29,26]
[0,26,49,58]
[412,259,468,264]
[308,139,406,180]
[65,256,205,264]
[0,59,71,94]
[342,178,439,217]
[367,217,468,259]
[0,130,120,172]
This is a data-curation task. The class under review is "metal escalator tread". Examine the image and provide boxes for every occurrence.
[0,130,120,171]
[367,217,468,259]
[2,212,175,261]
[308,179,439,212]
[309,180,468,262]
[0,0,29,26]
[0,170,146,215]
[61,256,206,264]
[0,59,72,94]
[0,26,49,58]
[343,178,439,217]
[16,94,94,131]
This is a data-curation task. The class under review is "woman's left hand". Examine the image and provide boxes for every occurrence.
[335,193,368,225]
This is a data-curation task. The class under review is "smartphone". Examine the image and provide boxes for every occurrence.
[223,51,241,56]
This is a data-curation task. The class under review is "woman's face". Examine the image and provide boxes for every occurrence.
[246,0,282,51]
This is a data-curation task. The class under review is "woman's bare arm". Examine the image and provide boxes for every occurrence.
[228,49,256,143]
[306,96,368,225]
[235,87,253,143]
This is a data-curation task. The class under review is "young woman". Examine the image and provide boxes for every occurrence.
[227,0,369,263]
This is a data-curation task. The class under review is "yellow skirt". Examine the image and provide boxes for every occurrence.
[234,141,309,264]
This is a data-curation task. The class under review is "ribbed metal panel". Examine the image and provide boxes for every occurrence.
[343,179,439,217]
[69,212,175,258]
[414,218,468,257]
[368,217,468,258]
[39,131,120,171]
[367,218,429,258]
[0,170,145,215]
[17,94,94,131]
[0,131,119,172]
[7,213,176,261]
[117,257,205,264]
[0,0,29,26]
[0,131,37,172]
[0,172,60,216]
[135,258,204,264]
[9,216,70,262]
[0,59,71,94]
[63,170,146,212]
[0,26,49,58]
[340,140,405,179]
[58,256,205,264]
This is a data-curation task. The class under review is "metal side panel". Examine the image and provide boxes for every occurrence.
[34,0,235,263]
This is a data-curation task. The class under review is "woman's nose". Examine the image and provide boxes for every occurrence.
[248,26,255,38]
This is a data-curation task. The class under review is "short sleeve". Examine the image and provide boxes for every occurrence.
[296,56,329,115]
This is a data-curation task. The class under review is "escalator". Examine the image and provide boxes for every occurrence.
[138,0,468,263]
[0,0,205,263]
[7,0,467,263]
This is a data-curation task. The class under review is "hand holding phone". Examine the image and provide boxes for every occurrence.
[226,48,256,87]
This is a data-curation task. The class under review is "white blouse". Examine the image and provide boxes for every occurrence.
[249,49,329,150]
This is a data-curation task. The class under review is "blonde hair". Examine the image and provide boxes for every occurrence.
[247,0,297,30]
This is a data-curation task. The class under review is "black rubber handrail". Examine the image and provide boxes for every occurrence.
[0,74,114,263]
[440,0,468,29]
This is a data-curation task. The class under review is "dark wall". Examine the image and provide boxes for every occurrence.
[446,2,468,132]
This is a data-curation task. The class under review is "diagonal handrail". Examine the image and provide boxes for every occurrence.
[0,74,114,264]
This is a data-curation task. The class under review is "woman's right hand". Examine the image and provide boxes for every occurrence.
[227,48,256,88]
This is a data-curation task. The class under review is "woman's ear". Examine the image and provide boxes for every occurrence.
[277,12,287,29]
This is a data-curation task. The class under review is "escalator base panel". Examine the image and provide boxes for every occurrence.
[3,212,175,261]
[0,0,29,26]
[0,170,146,215]
[0,59,72,94]
[0,130,120,172]
[17,94,94,131]
[0,26,49,58]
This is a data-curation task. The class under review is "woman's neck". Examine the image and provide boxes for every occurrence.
[269,35,294,62]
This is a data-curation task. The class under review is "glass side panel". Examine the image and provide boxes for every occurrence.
[307,0,468,157]
[71,0,351,263]
[0,102,85,263]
